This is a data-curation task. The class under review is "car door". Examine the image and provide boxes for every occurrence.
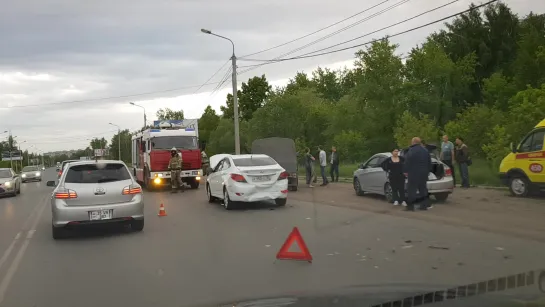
[357,155,385,193]
[209,159,225,196]
[516,128,545,184]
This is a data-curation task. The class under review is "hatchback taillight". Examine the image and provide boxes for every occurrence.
[445,167,452,177]
[278,171,289,180]
[122,185,142,195]
[55,189,77,199]
[230,173,247,183]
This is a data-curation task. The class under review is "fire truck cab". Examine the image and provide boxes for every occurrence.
[132,119,202,190]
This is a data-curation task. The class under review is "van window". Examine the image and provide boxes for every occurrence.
[520,130,545,152]
[65,163,131,184]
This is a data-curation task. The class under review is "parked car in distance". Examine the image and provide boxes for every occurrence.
[0,168,21,197]
[353,147,454,202]
[47,160,144,239]
[206,154,289,209]
[58,159,79,179]
[21,165,42,182]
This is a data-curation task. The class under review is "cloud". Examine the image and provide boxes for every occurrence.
[1,0,542,152]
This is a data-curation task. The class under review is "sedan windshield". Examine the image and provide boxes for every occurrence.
[22,166,38,172]
[65,163,131,184]
[0,170,12,178]
[232,156,277,167]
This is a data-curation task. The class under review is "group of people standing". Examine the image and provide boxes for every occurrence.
[380,135,471,211]
[303,145,339,188]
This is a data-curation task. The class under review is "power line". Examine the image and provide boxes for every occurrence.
[210,66,232,96]
[237,0,497,73]
[1,80,224,110]
[239,0,392,58]
[192,59,231,94]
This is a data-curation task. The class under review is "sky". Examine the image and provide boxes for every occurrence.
[1,0,543,153]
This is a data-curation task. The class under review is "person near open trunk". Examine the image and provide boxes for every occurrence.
[440,135,456,187]
[380,148,407,207]
[404,137,432,211]
[455,137,471,189]
[317,146,328,186]
[304,147,316,188]
[330,146,339,182]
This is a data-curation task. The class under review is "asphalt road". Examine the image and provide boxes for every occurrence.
[0,167,544,307]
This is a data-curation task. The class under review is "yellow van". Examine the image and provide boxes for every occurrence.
[499,118,545,196]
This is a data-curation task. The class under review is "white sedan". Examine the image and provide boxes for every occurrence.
[206,154,289,209]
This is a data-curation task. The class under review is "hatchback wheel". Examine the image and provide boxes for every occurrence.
[434,192,449,202]
[132,219,144,231]
[52,225,64,240]
[384,183,393,203]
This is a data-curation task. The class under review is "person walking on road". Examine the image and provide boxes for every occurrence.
[318,145,328,186]
[404,137,432,211]
[455,137,471,189]
[304,147,316,188]
[440,135,456,186]
[168,147,184,193]
[381,148,407,207]
[330,146,339,182]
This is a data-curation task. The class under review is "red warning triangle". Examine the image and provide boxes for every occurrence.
[276,227,313,262]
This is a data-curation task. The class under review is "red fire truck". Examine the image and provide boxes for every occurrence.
[131,119,202,190]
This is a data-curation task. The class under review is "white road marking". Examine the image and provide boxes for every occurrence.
[0,195,48,304]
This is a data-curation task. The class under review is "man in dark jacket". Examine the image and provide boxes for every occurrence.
[404,137,432,211]
[330,146,340,182]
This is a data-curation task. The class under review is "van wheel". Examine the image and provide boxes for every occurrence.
[354,178,365,196]
[509,176,530,197]
[189,179,200,189]
[434,193,449,202]
[384,183,393,203]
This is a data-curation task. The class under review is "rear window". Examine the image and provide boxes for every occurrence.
[64,163,131,184]
[232,156,277,167]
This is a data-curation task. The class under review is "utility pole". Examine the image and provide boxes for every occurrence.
[8,130,13,170]
[201,28,240,155]
[109,123,121,160]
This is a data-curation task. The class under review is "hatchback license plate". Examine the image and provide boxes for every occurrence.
[253,175,270,182]
[89,209,113,221]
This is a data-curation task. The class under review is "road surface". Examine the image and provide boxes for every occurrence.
[0,168,544,307]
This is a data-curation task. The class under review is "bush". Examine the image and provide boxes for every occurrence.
[394,111,440,147]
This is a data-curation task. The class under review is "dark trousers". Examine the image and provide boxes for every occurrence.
[407,173,429,209]
[389,175,405,203]
[305,167,312,184]
[320,165,328,184]
[458,162,470,188]
[441,159,456,186]
[330,163,339,182]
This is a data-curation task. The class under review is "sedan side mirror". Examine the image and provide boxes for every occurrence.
[46,181,56,187]
[359,163,365,169]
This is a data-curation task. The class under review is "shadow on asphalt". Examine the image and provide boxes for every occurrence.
[57,223,140,241]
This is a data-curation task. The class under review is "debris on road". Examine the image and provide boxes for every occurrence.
[402,245,413,249]
[428,245,450,250]
[495,247,505,251]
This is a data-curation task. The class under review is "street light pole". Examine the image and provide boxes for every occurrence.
[201,28,240,155]
[109,123,121,161]
[129,102,147,129]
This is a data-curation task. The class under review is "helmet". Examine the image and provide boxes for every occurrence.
[171,147,177,151]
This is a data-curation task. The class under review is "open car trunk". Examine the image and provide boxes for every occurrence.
[401,144,445,181]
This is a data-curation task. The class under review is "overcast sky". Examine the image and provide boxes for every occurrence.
[1,0,543,153]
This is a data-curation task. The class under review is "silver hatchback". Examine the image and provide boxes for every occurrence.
[353,150,454,202]
[47,160,144,239]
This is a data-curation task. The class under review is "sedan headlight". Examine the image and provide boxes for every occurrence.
[36,172,41,176]
[4,181,11,187]
[22,174,26,178]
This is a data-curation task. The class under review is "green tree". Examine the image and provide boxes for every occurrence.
[207,118,250,155]
[156,108,184,120]
[198,105,220,149]
[221,75,271,121]
[90,137,107,150]
[394,111,440,148]
[110,129,132,162]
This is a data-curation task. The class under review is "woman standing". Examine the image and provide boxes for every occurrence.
[380,148,407,206]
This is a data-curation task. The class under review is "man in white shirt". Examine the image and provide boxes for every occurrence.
[318,145,328,186]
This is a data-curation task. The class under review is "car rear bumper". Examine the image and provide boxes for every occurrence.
[426,177,454,193]
[52,197,144,227]
[227,181,288,202]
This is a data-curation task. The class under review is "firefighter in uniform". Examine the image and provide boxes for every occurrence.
[168,147,184,193]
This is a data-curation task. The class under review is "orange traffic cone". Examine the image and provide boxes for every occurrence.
[158,203,167,217]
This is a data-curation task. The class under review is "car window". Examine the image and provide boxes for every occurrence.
[22,166,38,172]
[232,156,276,167]
[365,156,380,168]
[64,163,131,184]
[376,156,387,166]
[214,160,224,172]
[519,130,545,153]
[0,170,12,178]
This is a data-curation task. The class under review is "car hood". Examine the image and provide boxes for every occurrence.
[0,178,12,184]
